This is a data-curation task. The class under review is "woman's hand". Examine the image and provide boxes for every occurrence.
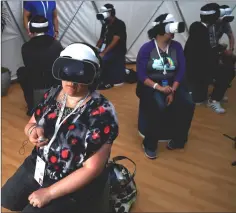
[157,85,172,94]
[28,188,53,208]
[28,126,48,147]
[166,93,174,106]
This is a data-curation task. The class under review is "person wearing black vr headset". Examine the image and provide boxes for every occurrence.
[2,43,118,211]
[136,13,195,159]
[184,3,234,114]
[17,15,63,116]
[96,3,127,89]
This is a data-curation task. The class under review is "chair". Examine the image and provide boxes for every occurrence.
[138,101,172,141]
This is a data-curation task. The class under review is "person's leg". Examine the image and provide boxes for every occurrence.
[112,55,125,86]
[22,196,79,213]
[191,80,209,104]
[1,156,40,211]
[208,63,231,113]
[17,67,34,114]
[142,90,167,158]
[168,86,195,149]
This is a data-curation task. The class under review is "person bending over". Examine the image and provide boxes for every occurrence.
[208,5,235,103]
[2,43,118,212]
[17,15,63,116]
[96,3,127,89]
[184,3,234,113]
[136,13,195,159]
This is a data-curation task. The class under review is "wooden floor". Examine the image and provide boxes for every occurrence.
[2,79,236,212]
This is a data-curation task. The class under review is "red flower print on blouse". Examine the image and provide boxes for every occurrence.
[36,109,41,116]
[71,138,78,145]
[104,126,110,134]
[61,149,70,160]
[48,112,57,119]
[91,106,106,116]
[92,132,100,140]
[50,156,58,164]
[68,124,75,130]
[44,92,48,99]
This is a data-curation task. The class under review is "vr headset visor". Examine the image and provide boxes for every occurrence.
[96,7,112,20]
[52,57,96,85]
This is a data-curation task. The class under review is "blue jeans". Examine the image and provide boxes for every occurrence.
[141,85,195,151]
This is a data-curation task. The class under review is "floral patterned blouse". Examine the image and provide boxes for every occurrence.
[31,85,118,181]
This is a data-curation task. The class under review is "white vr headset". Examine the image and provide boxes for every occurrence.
[219,7,234,22]
[152,20,185,34]
[96,6,112,20]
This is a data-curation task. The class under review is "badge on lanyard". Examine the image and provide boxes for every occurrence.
[100,43,106,52]
[34,156,46,186]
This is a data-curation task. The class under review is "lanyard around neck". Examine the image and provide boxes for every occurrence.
[43,92,90,161]
[41,1,49,17]
[154,39,169,75]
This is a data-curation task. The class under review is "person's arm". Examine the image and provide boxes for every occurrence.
[172,42,186,91]
[100,36,120,56]
[96,25,106,49]
[23,2,33,35]
[137,42,172,93]
[53,8,59,39]
[48,143,111,200]
[224,23,234,51]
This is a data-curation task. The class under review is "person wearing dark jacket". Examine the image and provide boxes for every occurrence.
[184,3,232,114]
[17,15,63,116]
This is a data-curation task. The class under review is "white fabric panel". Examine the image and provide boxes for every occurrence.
[56,1,83,44]
[1,1,26,79]
[60,1,102,47]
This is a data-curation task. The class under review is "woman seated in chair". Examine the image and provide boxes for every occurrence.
[1,43,118,212]
[136,13,195,159]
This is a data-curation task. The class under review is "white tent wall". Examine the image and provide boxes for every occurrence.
[1,1,236,80]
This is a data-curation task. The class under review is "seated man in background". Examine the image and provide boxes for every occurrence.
[208,5,235,101]
[17,15,63,116]
[96,3,127,89]
[23,1,59,39]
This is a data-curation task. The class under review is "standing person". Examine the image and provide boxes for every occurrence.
[17,15,63,116]
[2,43,119,212]
[23,1,59,39]
[96,3,127,89]
[136,13,195,159]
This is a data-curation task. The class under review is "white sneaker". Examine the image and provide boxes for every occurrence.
[222,96,228,102]
[114,82,124,87]
[195,102,205,106]
[207,100,226,114]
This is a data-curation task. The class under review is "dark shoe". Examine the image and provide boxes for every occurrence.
[142,144,157,159]
[98,83,114,90]
[167,140,184,150]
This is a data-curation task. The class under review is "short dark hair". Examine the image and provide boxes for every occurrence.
[29,15,49,34]
[200,3,220,24]
[104,3,116,16]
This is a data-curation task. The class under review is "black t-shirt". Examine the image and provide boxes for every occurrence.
[21,35,63,88]
[100,17,127,55]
